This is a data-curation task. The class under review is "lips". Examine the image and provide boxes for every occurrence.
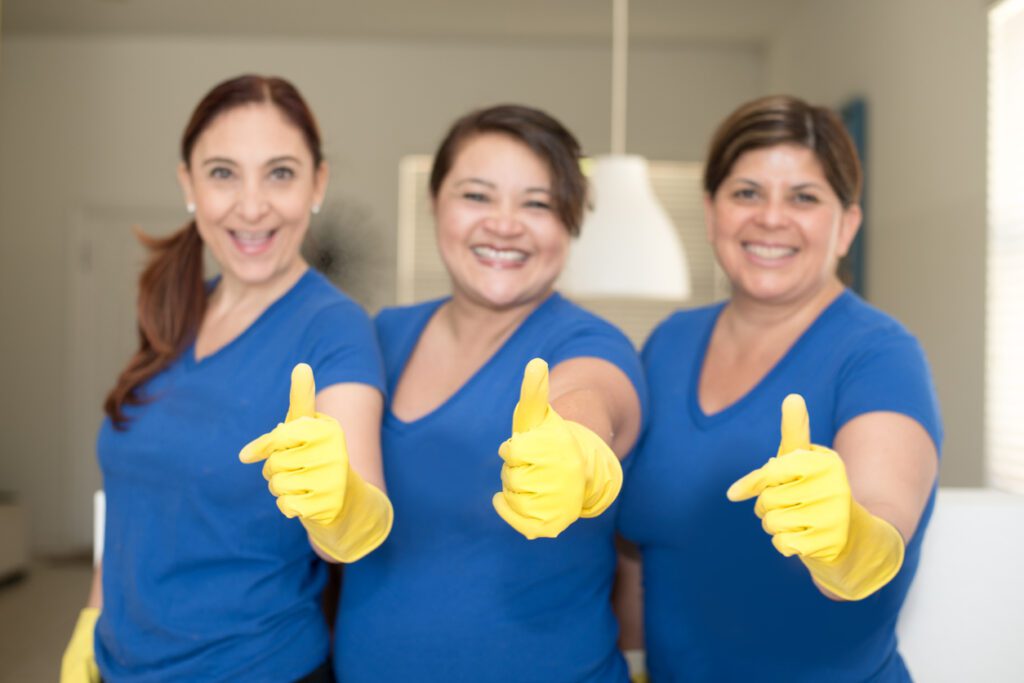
[742,242,797,260]
[471,245,528,267]
[229,229,277,255]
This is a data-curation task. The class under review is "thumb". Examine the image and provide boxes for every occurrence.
[512,358,550,434]
[778,393,811,456]
[286,363,317,422]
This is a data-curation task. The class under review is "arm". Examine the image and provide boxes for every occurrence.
[241,365,393,564]
[613,538,645,650]
[61,564,102,682]
[306,382,386,563]
[835,411,937,545]
[87,563,103,609]
[493,357,642,539]
[728,396,938,601]
[548,356,643,460]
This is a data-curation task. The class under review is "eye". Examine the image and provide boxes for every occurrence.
[208,166,234,180]
[732,187,758,201]
[462,192,489,203]
[793,192,820,204]
[524,199,552,210]
[269,166,296,181]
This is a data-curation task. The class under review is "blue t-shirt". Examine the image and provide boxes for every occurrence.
[95,269,385,683]
[334,292,647,683]
[617,290,942,683]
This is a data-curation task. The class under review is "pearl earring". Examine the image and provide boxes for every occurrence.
[311,204,321,215]
[186,203,196,215]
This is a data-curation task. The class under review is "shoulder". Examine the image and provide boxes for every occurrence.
[643,301,724,358]
[374,298,445,341]
[828,291,919,347]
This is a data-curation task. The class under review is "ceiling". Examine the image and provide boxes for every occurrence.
[3,0,800,45]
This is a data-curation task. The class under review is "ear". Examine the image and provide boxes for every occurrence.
[835,203,863,258]
[176,162,195,209]
[313,160,330,209]
[702,192,716,244]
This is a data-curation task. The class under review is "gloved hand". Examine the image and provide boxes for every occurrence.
[492,358,623,539]
[240,363,392,563]
[60,607,100,683]
[727,394,905,600]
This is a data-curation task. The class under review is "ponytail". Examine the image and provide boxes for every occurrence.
[104,221,206,428]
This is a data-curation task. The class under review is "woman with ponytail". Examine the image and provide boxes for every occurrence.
[59,75,390,683]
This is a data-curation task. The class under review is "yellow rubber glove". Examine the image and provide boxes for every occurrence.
[240,363,393,563]
[726,394,905,601]
[492,358,623,539]
[60,607,100,683]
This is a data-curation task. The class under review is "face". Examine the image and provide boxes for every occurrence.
[433,132,570,310]
[177,103,328,289]
[704,143,861,306]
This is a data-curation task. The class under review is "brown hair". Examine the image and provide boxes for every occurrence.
[703,95,862,208]
[105,74,324,428]
[428,104,587,236]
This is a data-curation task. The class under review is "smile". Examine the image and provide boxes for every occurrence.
[743,242,797,260]
[471,245,528,266]
[229,229,278,255]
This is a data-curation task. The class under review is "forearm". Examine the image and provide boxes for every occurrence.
[87,564,102,610]
[613,541,645,650]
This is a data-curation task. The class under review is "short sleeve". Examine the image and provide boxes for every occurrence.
[834,330,943,452]
[302,300,387,396]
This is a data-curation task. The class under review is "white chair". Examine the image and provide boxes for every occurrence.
[897,487,1024,682]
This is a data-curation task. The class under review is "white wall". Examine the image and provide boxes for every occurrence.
[766,0,989,486]
[0,34,764,554]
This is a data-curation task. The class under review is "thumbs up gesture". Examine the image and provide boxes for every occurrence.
[726,394,851,560]
[240,363,350,525]
[492,358,623,540]
[239,364,392,563]
[727,394,905,600]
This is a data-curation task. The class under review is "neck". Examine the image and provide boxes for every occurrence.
[721,278,845,344]
[441,289,552,350]
[207,260,309,317]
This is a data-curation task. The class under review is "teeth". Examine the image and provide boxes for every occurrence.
[232,230,274,244]
[472,246,527,263]
[744,243,796,259]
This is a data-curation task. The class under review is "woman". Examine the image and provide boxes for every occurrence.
[59,75,391,683]
[333,104,645,682]
[616,95,942,682]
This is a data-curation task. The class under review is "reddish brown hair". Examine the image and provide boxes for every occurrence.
[704,94,862,208]
[428,104,587,236]
[105,74,323,427]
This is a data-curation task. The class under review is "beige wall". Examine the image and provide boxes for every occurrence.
[0,34,764,554]
[766,0,989,486]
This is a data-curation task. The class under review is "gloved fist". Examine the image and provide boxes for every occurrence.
[726,394,851,561]
[727,394,905,600]
[240,363,349,526]
[492,358,622,540]
[60,607,100,683]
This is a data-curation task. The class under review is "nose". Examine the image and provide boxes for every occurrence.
[484,201,524,237]
[237,180,270,223]
[757,196,787,230]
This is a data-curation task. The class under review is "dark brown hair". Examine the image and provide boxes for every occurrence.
[105,74,323,428]
[703,95,862,208]
[428,104,587,236]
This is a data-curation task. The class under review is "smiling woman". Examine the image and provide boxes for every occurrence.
[60,75,390,683]
[333,104,646,683]
[617,95,942,683]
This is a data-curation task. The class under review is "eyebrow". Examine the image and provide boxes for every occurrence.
[733,177,825,191]
[455,177,496,189]
[454,178,551,194]
[200,155,302,167]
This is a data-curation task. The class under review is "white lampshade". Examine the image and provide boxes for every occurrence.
[560,154,691,300]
